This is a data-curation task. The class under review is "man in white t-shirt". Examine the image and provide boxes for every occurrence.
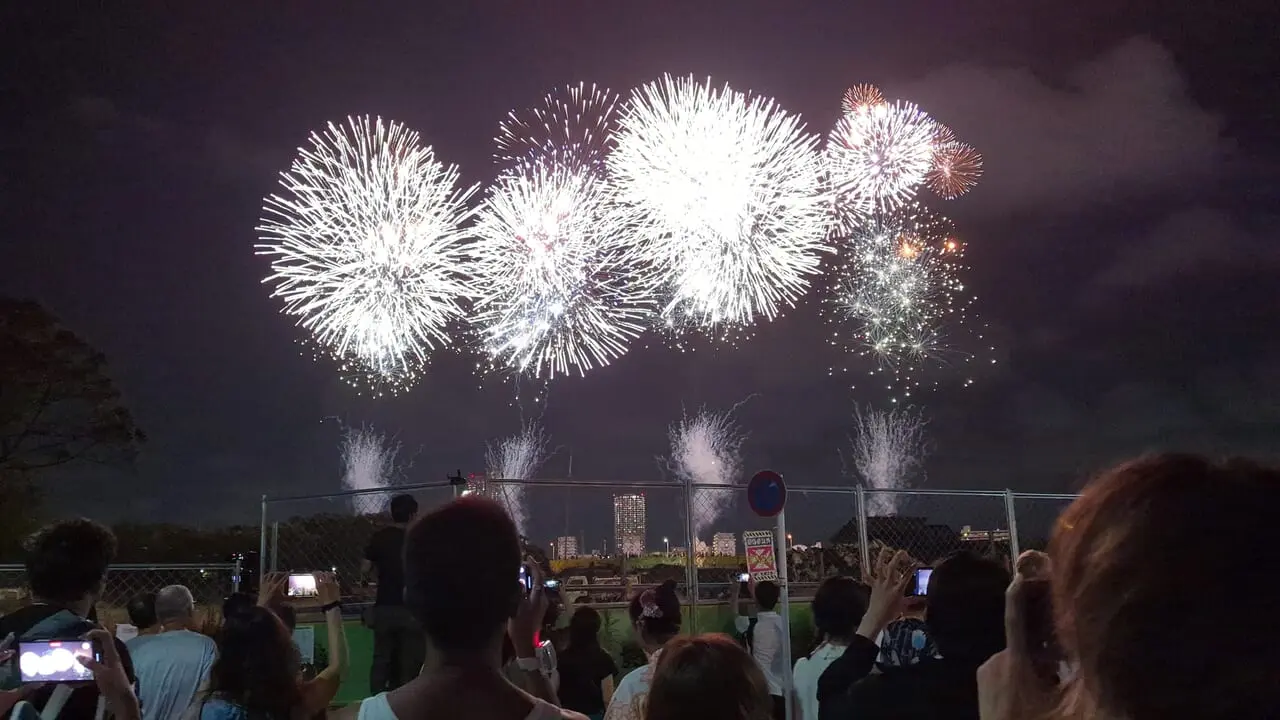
[129,585,217,720]
[734,580,787,720]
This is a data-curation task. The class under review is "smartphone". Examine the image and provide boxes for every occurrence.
[543,579,560,589]
[1021,579,1061,679]
[519,564,534,596]
[910,568,933,596]
[738,572,750,583]
[287,573,318,598]
[17,640,99,683]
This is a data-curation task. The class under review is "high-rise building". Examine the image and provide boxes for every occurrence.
[465,473,494,499]
[553,536,580,560]
[613,494,646,557]
[712,532,737,556]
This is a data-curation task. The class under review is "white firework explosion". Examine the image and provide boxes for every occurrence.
[847,405,928,516]
[257,116,479,391]
[485,423,550,536]
[470,162,654,379]
[495,83,620,175]
[666,406,746,539]
[609,74,830,336]
[340,425,406,513]
[826,101,939,216]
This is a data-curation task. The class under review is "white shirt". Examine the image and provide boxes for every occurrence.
[792,642,847,720]
[735,611,786,696]
[604,649,661,720]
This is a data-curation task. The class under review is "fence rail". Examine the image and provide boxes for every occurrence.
[259,479,1080,634]
[0,562,241,620]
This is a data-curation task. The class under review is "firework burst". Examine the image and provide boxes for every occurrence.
[340,425,407,513]
[609,74,830,337]
[485,423,550,536]
[826,100,939,215]
[927,142,984,199]
[496,83,620,175]
[258,116,478,389]
[840,83,886,116]
[846,405,928,516]
[666,405,747,539]
[826,203,980,393]
[471,159,653,379]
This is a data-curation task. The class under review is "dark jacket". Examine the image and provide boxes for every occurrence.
[816,635,879,720]
[835,658,985,720]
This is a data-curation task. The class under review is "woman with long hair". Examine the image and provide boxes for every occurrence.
[195,573,347,720]
[645,634,771,720]
[978,454,1280,720]
[603,580,682,720]
[557,606,618,720]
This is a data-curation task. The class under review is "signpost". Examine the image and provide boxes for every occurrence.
[742,530,778,582]
[746,470,793,720]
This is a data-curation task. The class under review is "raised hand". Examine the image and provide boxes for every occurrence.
[857,547,914,640]
[315,572,342,607]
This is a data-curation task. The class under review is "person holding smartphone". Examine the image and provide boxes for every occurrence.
[0,519,137,719]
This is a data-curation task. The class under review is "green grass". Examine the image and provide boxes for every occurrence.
[310,601,816,706]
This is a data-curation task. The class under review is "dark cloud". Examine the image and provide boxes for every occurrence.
[893,37,1231,214]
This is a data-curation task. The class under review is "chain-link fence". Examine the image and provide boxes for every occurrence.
[0,563,240,620]
[259,481,457,597]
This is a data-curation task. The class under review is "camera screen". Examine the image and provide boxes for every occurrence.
[914,568,933,596]
[287,573,318,598]
[738,573,751,582]
[518,565,533,594]
[18,641,97,683]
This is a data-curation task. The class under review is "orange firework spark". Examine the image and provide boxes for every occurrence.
[840,83,885,115]
[927,142,984,199]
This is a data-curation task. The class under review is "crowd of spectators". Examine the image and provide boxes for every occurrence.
[1,452,1276,720]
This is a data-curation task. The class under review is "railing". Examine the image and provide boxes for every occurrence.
[0,562,241,619]
[259,478,1080,634]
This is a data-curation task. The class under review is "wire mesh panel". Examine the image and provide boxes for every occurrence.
[1012,494,1078,553]
[0,563,237,621]
[261,482,456,594]
[863,490,1012,566]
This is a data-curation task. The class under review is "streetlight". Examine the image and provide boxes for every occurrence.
[786,533,793,546]
[663,537,670,555]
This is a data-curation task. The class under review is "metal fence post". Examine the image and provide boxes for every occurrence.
[258,495,268,587]
[271,522,280,573]
[1003,489,1021,560]
[855,485,871,573]
[232,556,243,593]
[683,479,699,634]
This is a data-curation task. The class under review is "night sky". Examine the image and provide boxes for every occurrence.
[4,2,1279,549]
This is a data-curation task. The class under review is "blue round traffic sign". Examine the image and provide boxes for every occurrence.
[746,470,787,517]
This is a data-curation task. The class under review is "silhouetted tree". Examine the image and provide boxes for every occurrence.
[0,297,145,473]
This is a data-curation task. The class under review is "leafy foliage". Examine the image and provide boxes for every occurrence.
[0,297,145,474]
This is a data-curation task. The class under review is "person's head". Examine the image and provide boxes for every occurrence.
[628,580,682,649]
[1050,454,1280,719]
[222,592,254,620]
[645,634,772,720]
[567,606,602,650]
[390,493,419,524]
[811,576,865,643]
[404,496,521,660]
[23,519,117,610]
[924,550,1009,662]
[542,598,563,632]
[155,585,196,628]
[126,593,158,630]
[752,580,780,612]
[207,605,302,717]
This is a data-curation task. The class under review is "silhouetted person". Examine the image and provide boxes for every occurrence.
[363,493,425,693]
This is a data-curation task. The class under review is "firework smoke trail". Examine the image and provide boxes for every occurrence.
[257,116,479,393]
[848,405,928,516]
[471,151,654,380]
[826,203,979,396]
[485,423,550,536]
[340,426,404,513]
[666,406,746,539]
[495,83,620,175]
[609,75,830,338]
[826,100,939,216]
